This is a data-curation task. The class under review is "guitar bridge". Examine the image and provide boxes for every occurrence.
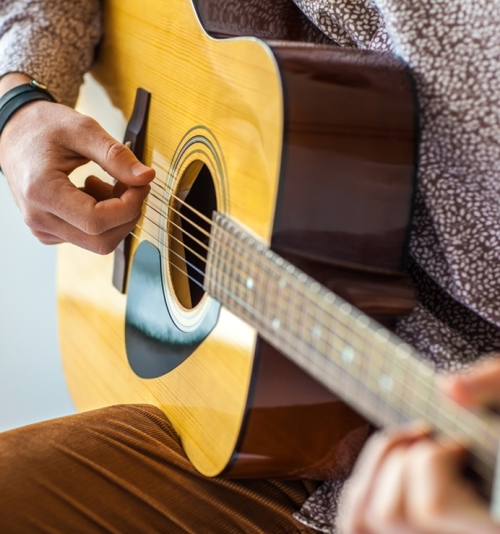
[112,87,151,293]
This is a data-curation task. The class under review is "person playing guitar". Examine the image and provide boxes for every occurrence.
[1,1,500,532]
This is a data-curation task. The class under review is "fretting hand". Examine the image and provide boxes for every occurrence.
[336,359,500,534]
[0,73,155,254]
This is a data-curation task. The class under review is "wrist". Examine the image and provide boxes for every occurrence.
[0,75,57,172]
[0,73,31,99]
[0,77,57,143]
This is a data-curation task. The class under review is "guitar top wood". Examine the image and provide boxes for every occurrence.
[59,0,417,479]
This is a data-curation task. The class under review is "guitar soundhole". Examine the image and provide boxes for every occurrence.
[171,163,217,309]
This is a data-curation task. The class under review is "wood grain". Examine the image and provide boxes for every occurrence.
[59,0,283,476]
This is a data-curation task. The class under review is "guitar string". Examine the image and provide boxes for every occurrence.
[141,190,497,440]
[150,179,213,226]
[128,218,498,460]
[125,227,497,474]
[120,176,498,448]
[145,183,484,406]
[137,180,499,449]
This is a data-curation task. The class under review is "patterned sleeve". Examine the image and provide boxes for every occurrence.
[374,0,500,364]
[0,0,102,107]
[291,0,393,51]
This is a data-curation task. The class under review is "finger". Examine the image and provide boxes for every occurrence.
[56,216,139,255]
[82,175,114,202]
[30,229,64,245]
[66,116,155,186]
[26,207,140,255]
[350,425,431,484]
[338,426,430,534]
[405,440,498,534]
[363,446,414,534]
[113,180,130,198]
[441,358,500,408]
[39,174,149,236]
[82,176,135,202]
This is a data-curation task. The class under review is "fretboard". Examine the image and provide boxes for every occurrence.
[205,212,500,498]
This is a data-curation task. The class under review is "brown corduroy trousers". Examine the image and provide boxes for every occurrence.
[0,404,318,533]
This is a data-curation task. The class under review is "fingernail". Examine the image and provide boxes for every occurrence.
[132,162,150,176]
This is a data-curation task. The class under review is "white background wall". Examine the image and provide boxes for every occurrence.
[0,76,124,431]
[0,176,75,431]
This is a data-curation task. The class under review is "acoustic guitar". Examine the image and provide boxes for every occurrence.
[58,0,500,511]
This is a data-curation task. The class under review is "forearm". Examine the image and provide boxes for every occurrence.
[0,0,102,107]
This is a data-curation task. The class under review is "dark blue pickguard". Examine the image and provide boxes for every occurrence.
[125,240,220,379]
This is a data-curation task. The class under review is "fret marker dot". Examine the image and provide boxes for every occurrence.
[357,316,370,328]
[312,326,322,338]
[375,329,390,343]
[341,347,354,363]
[246,278,254,289]
[379,375,394,391]
[418,361,434,377]
[340,303,352,315]
[396,345,410,359]
[279,278,286,288]
[272,318,280,330]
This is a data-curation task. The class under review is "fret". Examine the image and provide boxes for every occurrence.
[242,242,256,313]
[240,238,254,312]
[206,213,500,491]
[232,232,244,316]
[225,231,238,311]
[297,273,314,352]
[311,309,328,369]
[278,264,296,354]
[298,288,312,350]
[381,346,406,419]
[256,247,269,320]
[218,218,230,303]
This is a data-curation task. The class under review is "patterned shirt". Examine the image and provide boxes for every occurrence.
[3,1,500,532]
[0,0,101,106]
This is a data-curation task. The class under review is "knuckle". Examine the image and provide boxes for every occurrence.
[23,210,44,230]
[103,138,129,164]
[408,501,447,532]
[83,217,106,236]
[30,229,44,239]
[416,483,450,520]
[371,507,399,527]
[348,517,366,534]
[78,114,99,131]
[23,179,42,203]
[95,241,116,256]
[30,229,54,245]
[408,441,440,470]
[426,498,448,518]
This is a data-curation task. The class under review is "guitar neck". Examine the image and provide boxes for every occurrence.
[205,212,500,493]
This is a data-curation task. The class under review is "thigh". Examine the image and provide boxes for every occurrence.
[0,404,317,534]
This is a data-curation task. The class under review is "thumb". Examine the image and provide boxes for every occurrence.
[441,358,500,409]
[72,115,155,185]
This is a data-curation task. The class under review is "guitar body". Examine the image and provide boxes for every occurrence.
[58,0,417,479]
